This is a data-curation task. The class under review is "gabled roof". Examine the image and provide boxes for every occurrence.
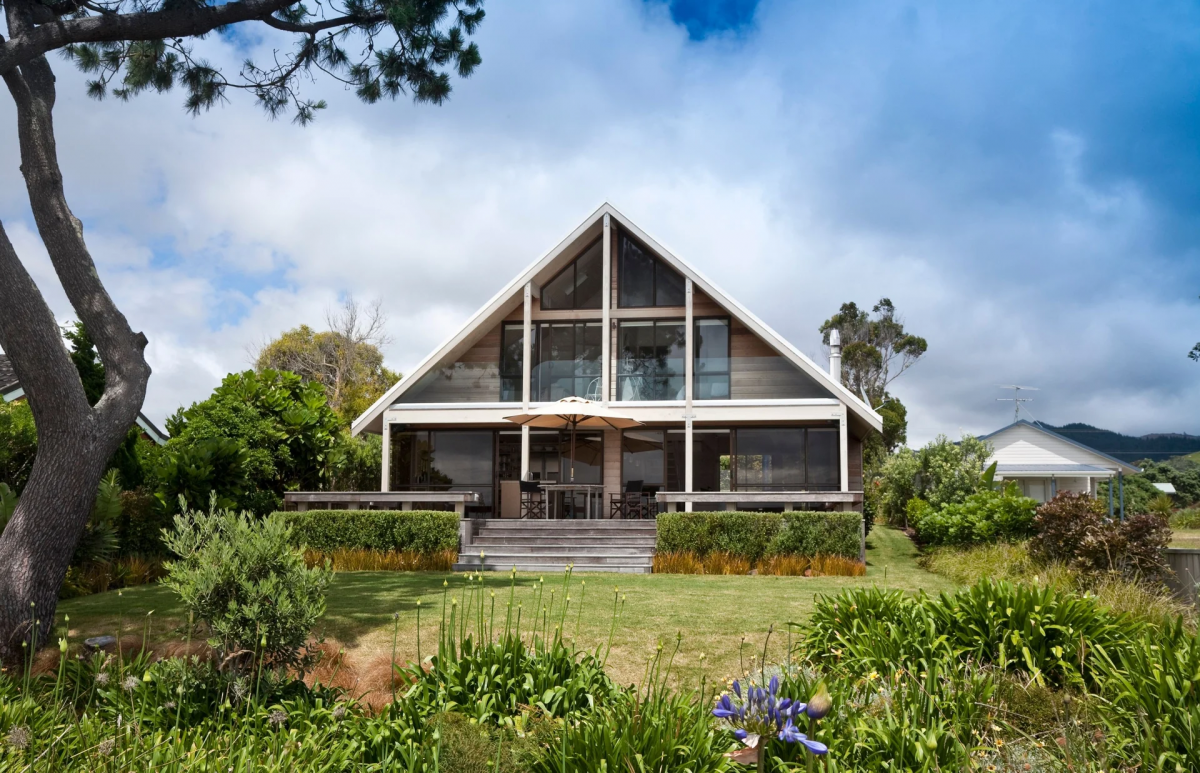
[353,202,883,436]
[979,419,1141,475]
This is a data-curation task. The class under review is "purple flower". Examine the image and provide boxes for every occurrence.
[732,680,742,698]
[769,675,780,695]
[779,721,828,755]
[733,728,748,741]
[713,695,737,719]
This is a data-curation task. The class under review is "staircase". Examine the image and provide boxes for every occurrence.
[454,520,656,574]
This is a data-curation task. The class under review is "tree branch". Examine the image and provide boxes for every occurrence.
[261,11,385,34]
[0,0,296,75]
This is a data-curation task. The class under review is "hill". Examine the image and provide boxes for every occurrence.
[1033,422,1200,463]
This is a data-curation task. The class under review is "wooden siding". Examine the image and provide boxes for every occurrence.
[988,424,1121,469]
[729,320,833,400]
[603,429,622,507]
[397,324,502,403]
[848,436,862,491]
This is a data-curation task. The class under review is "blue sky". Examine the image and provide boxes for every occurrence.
[1,0,1197,442]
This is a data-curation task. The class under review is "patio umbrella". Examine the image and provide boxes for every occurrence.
[504,396,641,482]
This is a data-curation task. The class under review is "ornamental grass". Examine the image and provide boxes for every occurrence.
[653,551,866,577]
[303,548,457,572]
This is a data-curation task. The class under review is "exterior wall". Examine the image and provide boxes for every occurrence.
[848,436,863,492]
[1011,475,1095,503]
[730,320,833,400]
[603,428,622,506]
[988,424,1117,468]
[396,324,502,403]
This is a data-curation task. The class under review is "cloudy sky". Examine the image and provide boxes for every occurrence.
[2,0,1198,444]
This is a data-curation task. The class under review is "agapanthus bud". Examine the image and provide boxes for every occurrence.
[806,683,832,719]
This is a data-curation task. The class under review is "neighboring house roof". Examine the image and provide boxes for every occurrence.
[352,202,883,436]
[0,354,168,445]
[979,419,1141,476]
[1153,482,1177,495]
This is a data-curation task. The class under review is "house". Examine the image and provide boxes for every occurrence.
[978,419,1140,503]
[348,203,881,520]
[0,353,168,445]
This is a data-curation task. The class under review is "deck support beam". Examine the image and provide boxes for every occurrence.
[521,281,532,479]
[684,277,694,512]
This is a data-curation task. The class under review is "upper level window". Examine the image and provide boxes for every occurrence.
[617,320,685,400]
[694,318,730,399]
[618,234,685,307]
[500,325,524,401]
[541,240,603,310]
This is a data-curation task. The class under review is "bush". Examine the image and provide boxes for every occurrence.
[282,509,460,553]
[913,487,1037,546]
[1170,506,1200,529]
[1031,492,1171,579]
[877,434,992,524]
[655,511,862,562]
[162,502,331,671]
[117,488,171,556]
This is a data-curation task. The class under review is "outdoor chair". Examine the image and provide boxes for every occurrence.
[609,479,644,519]
[519,480,547,519]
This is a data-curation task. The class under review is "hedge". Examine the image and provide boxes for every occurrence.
[278,510,460,554]
[656,511,863,561]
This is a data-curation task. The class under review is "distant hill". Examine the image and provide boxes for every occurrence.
[1033,422,1200,463]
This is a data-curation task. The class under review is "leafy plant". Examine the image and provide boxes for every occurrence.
[155,437,250,514]
[655,511,862,563]
[0,399,37,495]
[913,487,1037,547]
[877,434,993,525]
[1148,493,1175,515]
[161,500,331,673]
[70,471,123,568]
[1031,492,1172,578]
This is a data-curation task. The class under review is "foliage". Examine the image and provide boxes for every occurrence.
[1136,455,1200,505]
[1030,492,1172,579]
[161,501,331,672]
[655,511,862,563]
[1172,506,1200,529]
[255,299,401,427]
[155,437,251,514]
[1096,473,1161,516]
[328,432,383,491]
[0,400,37,495]
[801,579,1141,689]
[912,486,1037,547]
[819,298,928,408]
[877,434,992,525]
[62,321,106,406]
[116,489,171,557]
[303,547,456,572]
[71,471,123,568]
[0,484,16,534]
[60,555,166,598]
[283,510,460,553]
[165,369,341,515]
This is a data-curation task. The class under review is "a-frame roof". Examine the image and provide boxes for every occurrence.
[978,419,1141,475]
[352,202,882,436]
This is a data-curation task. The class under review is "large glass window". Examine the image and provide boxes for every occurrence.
[390,429,494,515]
[806,428,839,488]
[541,240,603,310]
[617,321,685,400]
[618,234,685,307]
[500,324,524,401]
[533,322,602,401]
[733,428,840,491]
[694,318,730,399]
[622,430,665,489]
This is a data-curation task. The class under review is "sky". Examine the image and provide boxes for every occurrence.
[1,0,1199,445]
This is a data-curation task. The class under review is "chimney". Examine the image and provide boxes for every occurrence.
[829,329,842,384]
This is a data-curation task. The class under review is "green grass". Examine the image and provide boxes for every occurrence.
[57,526,948,687]
[1172,528,1200,549]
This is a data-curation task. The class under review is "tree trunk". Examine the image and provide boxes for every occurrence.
[0,5,150,663]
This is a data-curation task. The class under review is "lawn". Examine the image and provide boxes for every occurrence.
[1172,528,1200,549]
[58,526,951,690]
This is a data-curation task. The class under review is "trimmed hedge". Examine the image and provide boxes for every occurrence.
[279,510,460,553]
[656,511,862,561]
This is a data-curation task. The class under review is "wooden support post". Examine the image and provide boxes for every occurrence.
[380,416,390,492]
[602,213,611,406]
[522,281,533,480]
[839,408,849,493]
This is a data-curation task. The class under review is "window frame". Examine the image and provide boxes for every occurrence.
[539,238,603,310]
[615,318,687,401]
[617,232,686,309]
[693,316,731,400]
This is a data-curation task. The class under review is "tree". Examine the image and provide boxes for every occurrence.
[0,0,484,661]
[254,296,399,427]
[819,299,928,408]
[165,369,341,514]
[1190,295,1199,363]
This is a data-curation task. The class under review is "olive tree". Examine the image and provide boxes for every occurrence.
[0,0,483,661]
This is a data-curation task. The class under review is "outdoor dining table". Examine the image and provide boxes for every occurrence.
[537,483,605,520]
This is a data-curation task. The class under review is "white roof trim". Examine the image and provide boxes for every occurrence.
[353,202,882,435]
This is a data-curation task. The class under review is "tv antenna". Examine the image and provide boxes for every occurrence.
[997,385,1038,422]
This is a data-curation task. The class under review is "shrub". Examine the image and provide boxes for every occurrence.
[1097,474,1161,516]
[1172,506,1200,529]
[913,487,1037,546]
[1031,492,1171,578]
[282,509,460,553]
[655,511,862,562]
[877,434,992,524]
[768,511,862,558]
[904,496,932,529]
[162,501,331,672]
[117,488,171,556]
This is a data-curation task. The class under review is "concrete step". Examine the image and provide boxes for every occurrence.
[467,546,652,557]
[453,561,652,574]
[459,550,651,563]
[476,526,656,536]
[473,520,657,528]
[472,536,656,547]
